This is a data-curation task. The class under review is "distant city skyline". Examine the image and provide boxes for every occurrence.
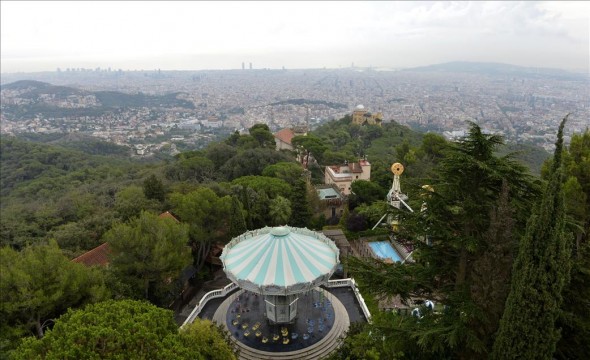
[1,1,588,74]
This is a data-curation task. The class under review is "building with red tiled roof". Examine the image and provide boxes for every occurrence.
[72,242,111,267]
[274,128,296,151]
[72,212,180,267]
[159,211,180,223]
[274,125,308,151]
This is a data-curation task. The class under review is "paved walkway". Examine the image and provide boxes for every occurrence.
[175,270,231,325]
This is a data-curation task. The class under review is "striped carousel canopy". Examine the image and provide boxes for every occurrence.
[220,226,340,295]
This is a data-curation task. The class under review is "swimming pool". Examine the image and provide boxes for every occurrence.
[368,241,402,263]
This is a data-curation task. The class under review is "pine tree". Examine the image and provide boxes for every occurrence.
[269,196,292,226]
[348,122,539,358]
[491,116,572,360]
[143,174,166,202]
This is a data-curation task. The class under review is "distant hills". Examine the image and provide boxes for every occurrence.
[2,80,89,98]
[403,61,587,81]
[269,98,347,109]
[15,132,132,157]
[1,80,195,120]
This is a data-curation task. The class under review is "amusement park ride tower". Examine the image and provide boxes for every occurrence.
[373,162,413,231]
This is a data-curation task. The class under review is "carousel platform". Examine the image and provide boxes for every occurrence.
[213,288,350,360]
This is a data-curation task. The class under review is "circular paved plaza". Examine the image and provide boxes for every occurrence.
[213,288,350,360]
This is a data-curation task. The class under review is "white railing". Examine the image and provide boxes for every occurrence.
[327,278,372,323]
[326,279,352,288]
[181,282,238,328]
[182,278,372,328]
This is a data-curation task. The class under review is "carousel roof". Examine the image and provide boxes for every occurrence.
[220,226,340,295]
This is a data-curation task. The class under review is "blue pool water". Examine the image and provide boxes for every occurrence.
[368,241,402,263]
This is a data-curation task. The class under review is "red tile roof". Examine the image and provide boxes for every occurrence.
[73,212,179,267]
[72,242,110,267]
[274,128,295,145]
[350,162,363,173]
[159,211,180,223]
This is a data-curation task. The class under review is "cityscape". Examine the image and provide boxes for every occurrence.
[2,1,589,359]
[2,63,588,157]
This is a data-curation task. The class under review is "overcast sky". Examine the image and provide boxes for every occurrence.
[1,1,588,73]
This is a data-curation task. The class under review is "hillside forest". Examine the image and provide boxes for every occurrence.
[1,115,588,359]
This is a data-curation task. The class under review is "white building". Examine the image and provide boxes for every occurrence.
[324,159,371,195]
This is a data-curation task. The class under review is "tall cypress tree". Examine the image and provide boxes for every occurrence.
[554,130,590,359]
[470,180,515,351]
[290,179,312,227]
[240,186,254,230]
[491,116,572,360]
[228,196,247,239]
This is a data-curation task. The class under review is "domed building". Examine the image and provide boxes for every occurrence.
[352,104,383,126]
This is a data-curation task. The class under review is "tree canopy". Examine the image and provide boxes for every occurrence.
[248,123,276,148]
[11,299,236,360]
[554,130,590,359]
[231,175,291,199]
[346,121,540,358]
[105,211,191,305]
[0,240,109,353]
[491,116,572,360]
[169,188,231,270]
[1,113,584,359]
[262,161,304,186]
[220,148,293,179]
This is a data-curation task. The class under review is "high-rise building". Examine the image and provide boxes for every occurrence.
[242,62,245,70]
[249,62,252,70]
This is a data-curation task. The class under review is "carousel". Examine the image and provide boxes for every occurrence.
[217,226,346,354]
[220,226,339,324]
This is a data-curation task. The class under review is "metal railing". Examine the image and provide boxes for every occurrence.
[181,278,372,328]
[181,282,238,328]
[327,278,372,323]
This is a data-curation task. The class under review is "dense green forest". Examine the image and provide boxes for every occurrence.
[1,115,587,359]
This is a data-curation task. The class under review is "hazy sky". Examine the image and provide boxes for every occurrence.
[1,1,588,73]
